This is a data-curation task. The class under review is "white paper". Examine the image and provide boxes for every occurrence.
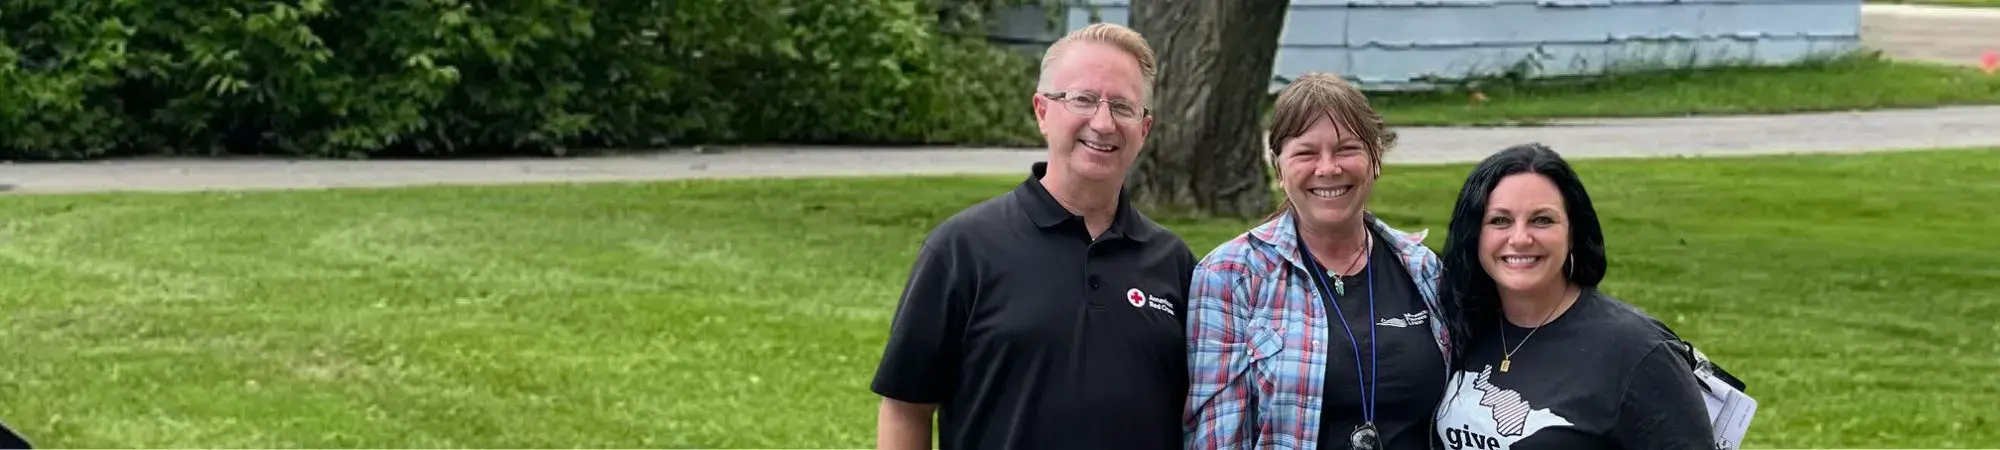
[1698,371,1757,450]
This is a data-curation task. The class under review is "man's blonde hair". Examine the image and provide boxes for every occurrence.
[1037,23,1158,103]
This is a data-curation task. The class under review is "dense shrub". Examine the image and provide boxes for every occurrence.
[0,0,1044,160]
[0,0,136,159]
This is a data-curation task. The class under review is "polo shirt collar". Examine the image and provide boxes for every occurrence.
[1016,162,1149,242]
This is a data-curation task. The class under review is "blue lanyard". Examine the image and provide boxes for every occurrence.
[1299,235,1378,427]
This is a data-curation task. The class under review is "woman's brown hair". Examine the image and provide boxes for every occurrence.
[1262,72,1398,222]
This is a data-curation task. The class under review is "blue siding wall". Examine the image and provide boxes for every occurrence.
[996,0,1861,90]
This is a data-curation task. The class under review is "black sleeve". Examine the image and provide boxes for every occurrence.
[1613,342,1717,450]
[869,237,971,404]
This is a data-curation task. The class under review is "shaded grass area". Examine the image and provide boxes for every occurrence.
[1363,53,2000,125]
[0,149,1994,447]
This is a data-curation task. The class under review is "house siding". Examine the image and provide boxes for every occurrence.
[993,0,1861,90]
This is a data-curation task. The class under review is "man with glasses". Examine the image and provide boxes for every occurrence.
[870,22,1197,450]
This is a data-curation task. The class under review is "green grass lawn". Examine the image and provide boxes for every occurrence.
[1365,53,2000,126]
[0,148,1995,447]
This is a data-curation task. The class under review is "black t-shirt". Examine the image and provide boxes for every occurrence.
[1307,230,1448,450]
[870,163,1197,450]
[1434,289,1715,450]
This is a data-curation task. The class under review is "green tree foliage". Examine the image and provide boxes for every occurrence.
[0,0,1044,160]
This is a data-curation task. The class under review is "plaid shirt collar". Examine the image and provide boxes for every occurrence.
[1247,209,1435,281]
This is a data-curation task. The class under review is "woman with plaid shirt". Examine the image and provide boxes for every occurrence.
[1184,73,1453,450]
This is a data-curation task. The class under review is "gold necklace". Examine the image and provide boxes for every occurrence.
[1498,286,1576,373]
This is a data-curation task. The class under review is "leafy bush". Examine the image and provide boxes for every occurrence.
[0,0,138,159]
[0,0,1044,160]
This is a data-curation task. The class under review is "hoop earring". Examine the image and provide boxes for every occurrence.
[1565,252,1575,280]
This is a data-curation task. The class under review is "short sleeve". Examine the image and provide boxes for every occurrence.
[869,238,971,404]
[1613,342,1718,450]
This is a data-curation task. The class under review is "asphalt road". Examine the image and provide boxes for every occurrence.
[1862,4,2000,66]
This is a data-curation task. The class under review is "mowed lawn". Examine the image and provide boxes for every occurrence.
[0,148,1994,448]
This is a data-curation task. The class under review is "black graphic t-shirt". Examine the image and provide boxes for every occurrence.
[1434,289,1715,450]
[1310,230,1448,450]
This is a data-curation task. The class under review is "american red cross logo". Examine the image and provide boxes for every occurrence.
[1126,288,1146,307]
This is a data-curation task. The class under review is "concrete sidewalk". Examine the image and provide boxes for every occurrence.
[3,106,1997,195]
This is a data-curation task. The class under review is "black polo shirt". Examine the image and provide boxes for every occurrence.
[871,162,1197,450]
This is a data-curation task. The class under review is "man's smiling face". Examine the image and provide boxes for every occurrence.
[1033,41,1152,185]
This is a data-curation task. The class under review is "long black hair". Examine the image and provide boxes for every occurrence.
[1439,143,1608,370]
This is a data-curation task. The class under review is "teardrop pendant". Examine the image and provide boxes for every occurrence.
[1334,275,1345,296]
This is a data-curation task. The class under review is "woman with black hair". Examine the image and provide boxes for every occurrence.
[1430,144,1716,449]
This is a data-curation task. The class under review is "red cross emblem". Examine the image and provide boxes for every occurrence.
[1126,288,1147,307]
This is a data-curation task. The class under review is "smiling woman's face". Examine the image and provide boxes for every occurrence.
[1478,172,1572,295]
[1276,114,1375,232]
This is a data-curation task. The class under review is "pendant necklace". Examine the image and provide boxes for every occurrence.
[1326,233,1370,296]
[1300,232,1379,450]
[1499,285,1575,373]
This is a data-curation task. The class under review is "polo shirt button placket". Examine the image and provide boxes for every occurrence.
[1083,239,1104,294]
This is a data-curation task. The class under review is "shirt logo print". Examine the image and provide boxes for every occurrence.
[1379,311,1428,328]
[1126,288,1147,307]
[1440,365,1576,448]
[1476,364,1540,436]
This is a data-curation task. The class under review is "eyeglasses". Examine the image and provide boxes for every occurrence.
[1041,90,1149,124]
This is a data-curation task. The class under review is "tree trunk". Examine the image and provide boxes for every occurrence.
[1127,0,1289,219]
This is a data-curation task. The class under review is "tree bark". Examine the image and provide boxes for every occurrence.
[1128,0,1289,219]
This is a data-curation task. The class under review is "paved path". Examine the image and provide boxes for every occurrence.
[1863,4,2000,66]
[4,106,1997,194]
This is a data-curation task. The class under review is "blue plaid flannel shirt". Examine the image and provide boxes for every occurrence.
[1184,209,1453,450]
